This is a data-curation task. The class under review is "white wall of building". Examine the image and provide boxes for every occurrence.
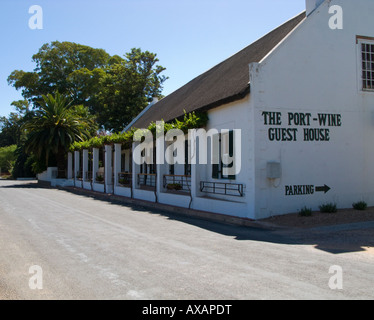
[250,0,374,218]
[190,96,255,219]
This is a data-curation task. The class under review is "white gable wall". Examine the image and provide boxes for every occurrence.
[250,0,374,219]
[192,95,256,219]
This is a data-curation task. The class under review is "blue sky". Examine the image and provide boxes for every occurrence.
[0,0,305,117]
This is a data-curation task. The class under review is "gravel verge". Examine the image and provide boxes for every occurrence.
[260,207,374,229]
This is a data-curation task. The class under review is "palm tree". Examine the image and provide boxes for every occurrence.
[23,92,94,178]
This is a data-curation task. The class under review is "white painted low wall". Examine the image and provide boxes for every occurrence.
[37,167,58,181]
[83,181,92,190]
[114,185,132,198]
[38,167,74,187]
[74,179,83,188]
[158,192,191,209]
[93,182,105,193]
[51,179,74,187]
[133,188,156,202]
[192,196,249,218]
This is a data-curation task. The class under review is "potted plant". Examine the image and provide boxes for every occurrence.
[96,174,104,183]
[167,183,183,191]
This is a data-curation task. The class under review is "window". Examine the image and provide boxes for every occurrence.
[140,146,156,174]
[212,130,235,180]
[358,37,374,91]
[167,137,191,176]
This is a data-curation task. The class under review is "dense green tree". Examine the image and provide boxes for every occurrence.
[0,115,21,147]
[11,146,39,179]
[22,92,96,177]
[0,145,17,174]
[8,41,110,106]
[8,42,167,131]
[0,100,30,147]
[94,48,167,132]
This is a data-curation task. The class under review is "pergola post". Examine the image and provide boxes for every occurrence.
[67,152,73,179]
[114,143,122,188]
[74,151,80,186]
[92,148,99,184]
[104,144,113,193]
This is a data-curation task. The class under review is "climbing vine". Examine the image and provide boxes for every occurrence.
[69,111,208,152]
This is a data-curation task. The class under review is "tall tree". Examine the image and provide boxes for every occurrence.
[8,41,110,106]
[22,92,96,177]
[8,42,167,131]
[93,48,167,132]
[0,100,30,147]
[0,145,17,174]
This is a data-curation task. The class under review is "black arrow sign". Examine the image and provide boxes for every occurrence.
[315,184,331,194]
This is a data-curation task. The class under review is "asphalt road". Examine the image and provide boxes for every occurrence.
[0,180,373,300]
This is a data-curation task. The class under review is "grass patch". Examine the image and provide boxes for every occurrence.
[299,206,313,217]
[319,202,337,213]
[352,201,367,211]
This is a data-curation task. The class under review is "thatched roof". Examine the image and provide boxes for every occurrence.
[130,12,306,129]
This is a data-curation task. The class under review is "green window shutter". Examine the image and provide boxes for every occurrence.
[184,139,191,176]
[212,163,219,179]
[228,130,236,180]
[212,133,220,179]
[229,130,234,157]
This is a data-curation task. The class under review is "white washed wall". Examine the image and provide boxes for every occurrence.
[191,96,255,219]
[250,0,374,218]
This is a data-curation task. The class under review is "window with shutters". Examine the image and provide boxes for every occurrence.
[140,146,156,174]
[212,130,235,180]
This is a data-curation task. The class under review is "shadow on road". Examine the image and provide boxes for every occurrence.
[2,180,373,255]
[0,180,42,189]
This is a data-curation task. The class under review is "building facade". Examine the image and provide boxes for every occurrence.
[57,0,374,220]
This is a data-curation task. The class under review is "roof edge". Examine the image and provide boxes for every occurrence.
[122,98,159,132]
[173,85,251,122]
[259,11,306,64]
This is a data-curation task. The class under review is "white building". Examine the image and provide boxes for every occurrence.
[61,0,374,220]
